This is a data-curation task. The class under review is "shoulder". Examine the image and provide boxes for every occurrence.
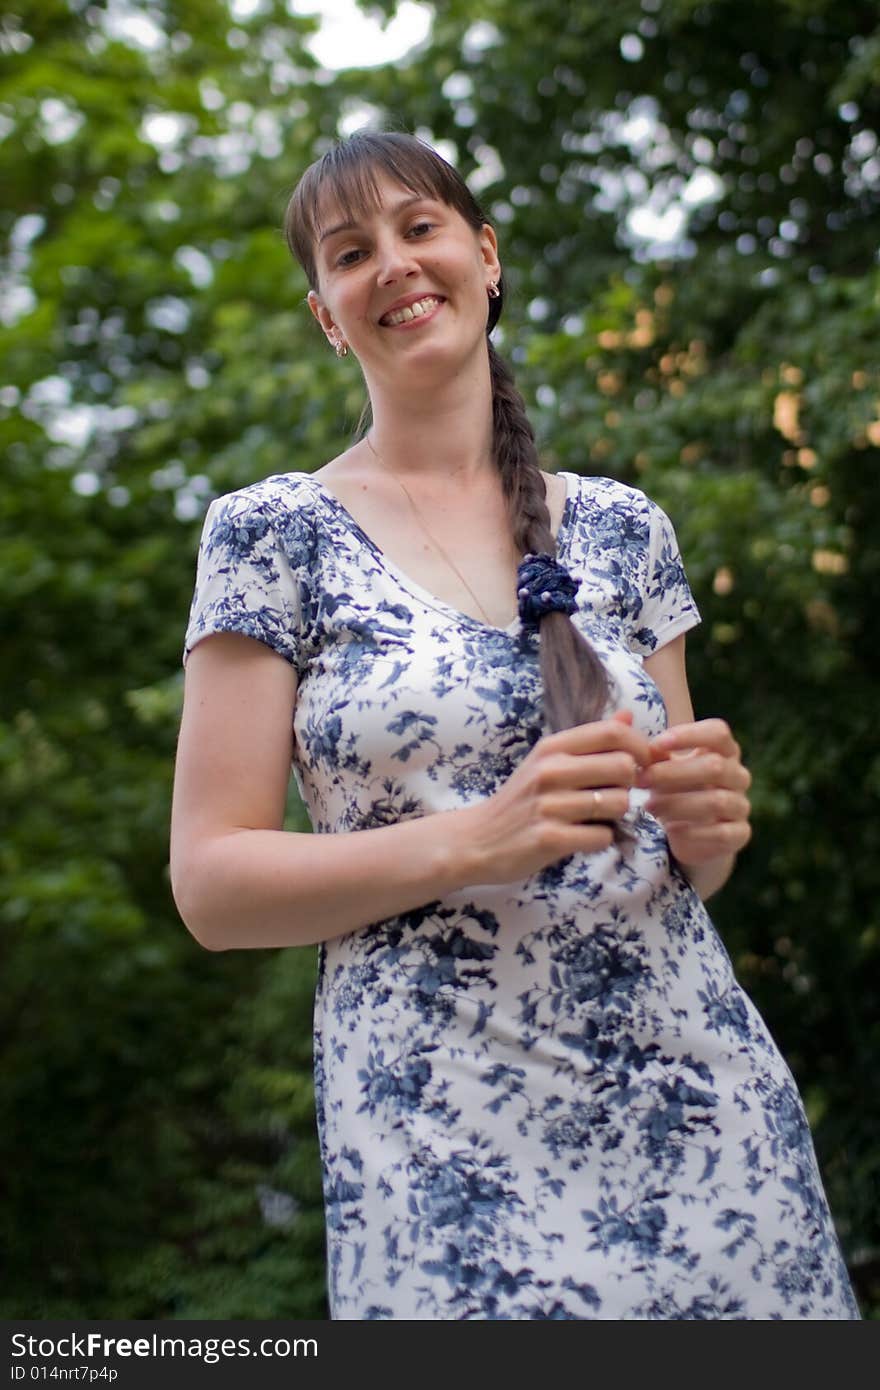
[190,475,334,594]
[206,471,323,520]
[200,472,328,550]
[564,472,675,542]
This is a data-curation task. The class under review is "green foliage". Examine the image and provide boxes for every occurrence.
[2,0,878,1318]
[1,0,331,1320]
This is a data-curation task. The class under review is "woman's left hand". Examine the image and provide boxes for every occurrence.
[636,718,752,867]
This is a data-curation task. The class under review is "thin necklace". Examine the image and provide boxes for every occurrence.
[363,432,497,627]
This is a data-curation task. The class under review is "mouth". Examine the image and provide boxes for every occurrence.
[379,295,445,328]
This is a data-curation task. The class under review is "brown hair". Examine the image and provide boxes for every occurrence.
[284,131,610,730]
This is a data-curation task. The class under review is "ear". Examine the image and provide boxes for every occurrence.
[478,223,501,288]
[307,289,344,350]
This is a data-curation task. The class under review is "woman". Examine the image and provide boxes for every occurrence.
[171,132,859,1319]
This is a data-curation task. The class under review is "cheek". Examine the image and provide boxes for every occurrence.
[331,287,369,328]
[460,251,489,291]
[437,254,478,295]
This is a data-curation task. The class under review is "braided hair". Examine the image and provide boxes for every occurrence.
[284,131,611,730]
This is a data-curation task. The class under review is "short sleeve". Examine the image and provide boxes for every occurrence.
[629,498,700,656]
[183,492,305,668]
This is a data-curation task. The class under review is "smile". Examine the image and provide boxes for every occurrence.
[379,295,445,327]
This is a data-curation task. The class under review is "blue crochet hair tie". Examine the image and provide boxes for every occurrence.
[516,552,580,629]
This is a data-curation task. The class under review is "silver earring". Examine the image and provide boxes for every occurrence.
[488,280,500,299]
[330,332,348,358]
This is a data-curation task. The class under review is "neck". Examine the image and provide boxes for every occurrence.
[362,345,496,485]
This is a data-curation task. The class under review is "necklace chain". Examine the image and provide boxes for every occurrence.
[363,433,496,626]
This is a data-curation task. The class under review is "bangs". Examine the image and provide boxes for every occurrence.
[285,132,485,287]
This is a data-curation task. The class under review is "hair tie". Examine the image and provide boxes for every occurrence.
[516,553,580,629]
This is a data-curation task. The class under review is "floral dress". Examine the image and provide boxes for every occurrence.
[184,469,859,1320]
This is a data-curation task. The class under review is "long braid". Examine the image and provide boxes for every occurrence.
[488,343,611,731]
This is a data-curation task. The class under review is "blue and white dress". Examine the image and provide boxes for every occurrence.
[184,469,859,1320]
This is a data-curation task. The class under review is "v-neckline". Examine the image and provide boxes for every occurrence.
[306,471,578,637]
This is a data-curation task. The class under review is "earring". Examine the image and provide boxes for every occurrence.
[487,280,500,299]
[330,332,348,358]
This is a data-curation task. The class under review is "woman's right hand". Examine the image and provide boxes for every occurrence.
[461,712,652,885]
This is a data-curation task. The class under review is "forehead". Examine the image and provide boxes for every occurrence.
[313,165,447,241]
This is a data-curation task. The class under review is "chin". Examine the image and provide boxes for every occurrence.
[383,326,486,371]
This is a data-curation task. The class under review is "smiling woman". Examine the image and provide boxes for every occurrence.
[170,130,860,1320]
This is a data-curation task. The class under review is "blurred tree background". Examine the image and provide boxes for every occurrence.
[1,0,877,1319]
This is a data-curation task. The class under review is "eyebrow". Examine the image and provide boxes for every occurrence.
[318,194,433,244]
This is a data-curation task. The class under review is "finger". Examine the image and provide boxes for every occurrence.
[542,787,633,824]
[639,753,748,793]
[539,750,642,792]
[650,718,740,760]
[664,819,753,854]
[647,789,751,824]
[545,718,652,767]
[546,718,649,758]
[537,821,617,860]
[559,824,617,857]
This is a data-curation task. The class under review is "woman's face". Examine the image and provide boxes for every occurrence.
[307,168,500,387]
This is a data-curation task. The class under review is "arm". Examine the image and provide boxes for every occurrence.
[170,632,654,950]
[170,633,480,950]
[641,635,752,901]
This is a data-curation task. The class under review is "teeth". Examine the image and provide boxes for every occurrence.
[382,296,441,326]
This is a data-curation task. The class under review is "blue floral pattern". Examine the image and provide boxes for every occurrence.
[185,470,859,1320]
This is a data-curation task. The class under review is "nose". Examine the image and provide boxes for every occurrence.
[375,232,419,286]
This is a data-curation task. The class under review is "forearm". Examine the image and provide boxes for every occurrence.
[172,806,485,951]
[677,850,737,902]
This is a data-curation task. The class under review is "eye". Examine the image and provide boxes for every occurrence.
[334,247,364,268]
[407,220,436,238]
